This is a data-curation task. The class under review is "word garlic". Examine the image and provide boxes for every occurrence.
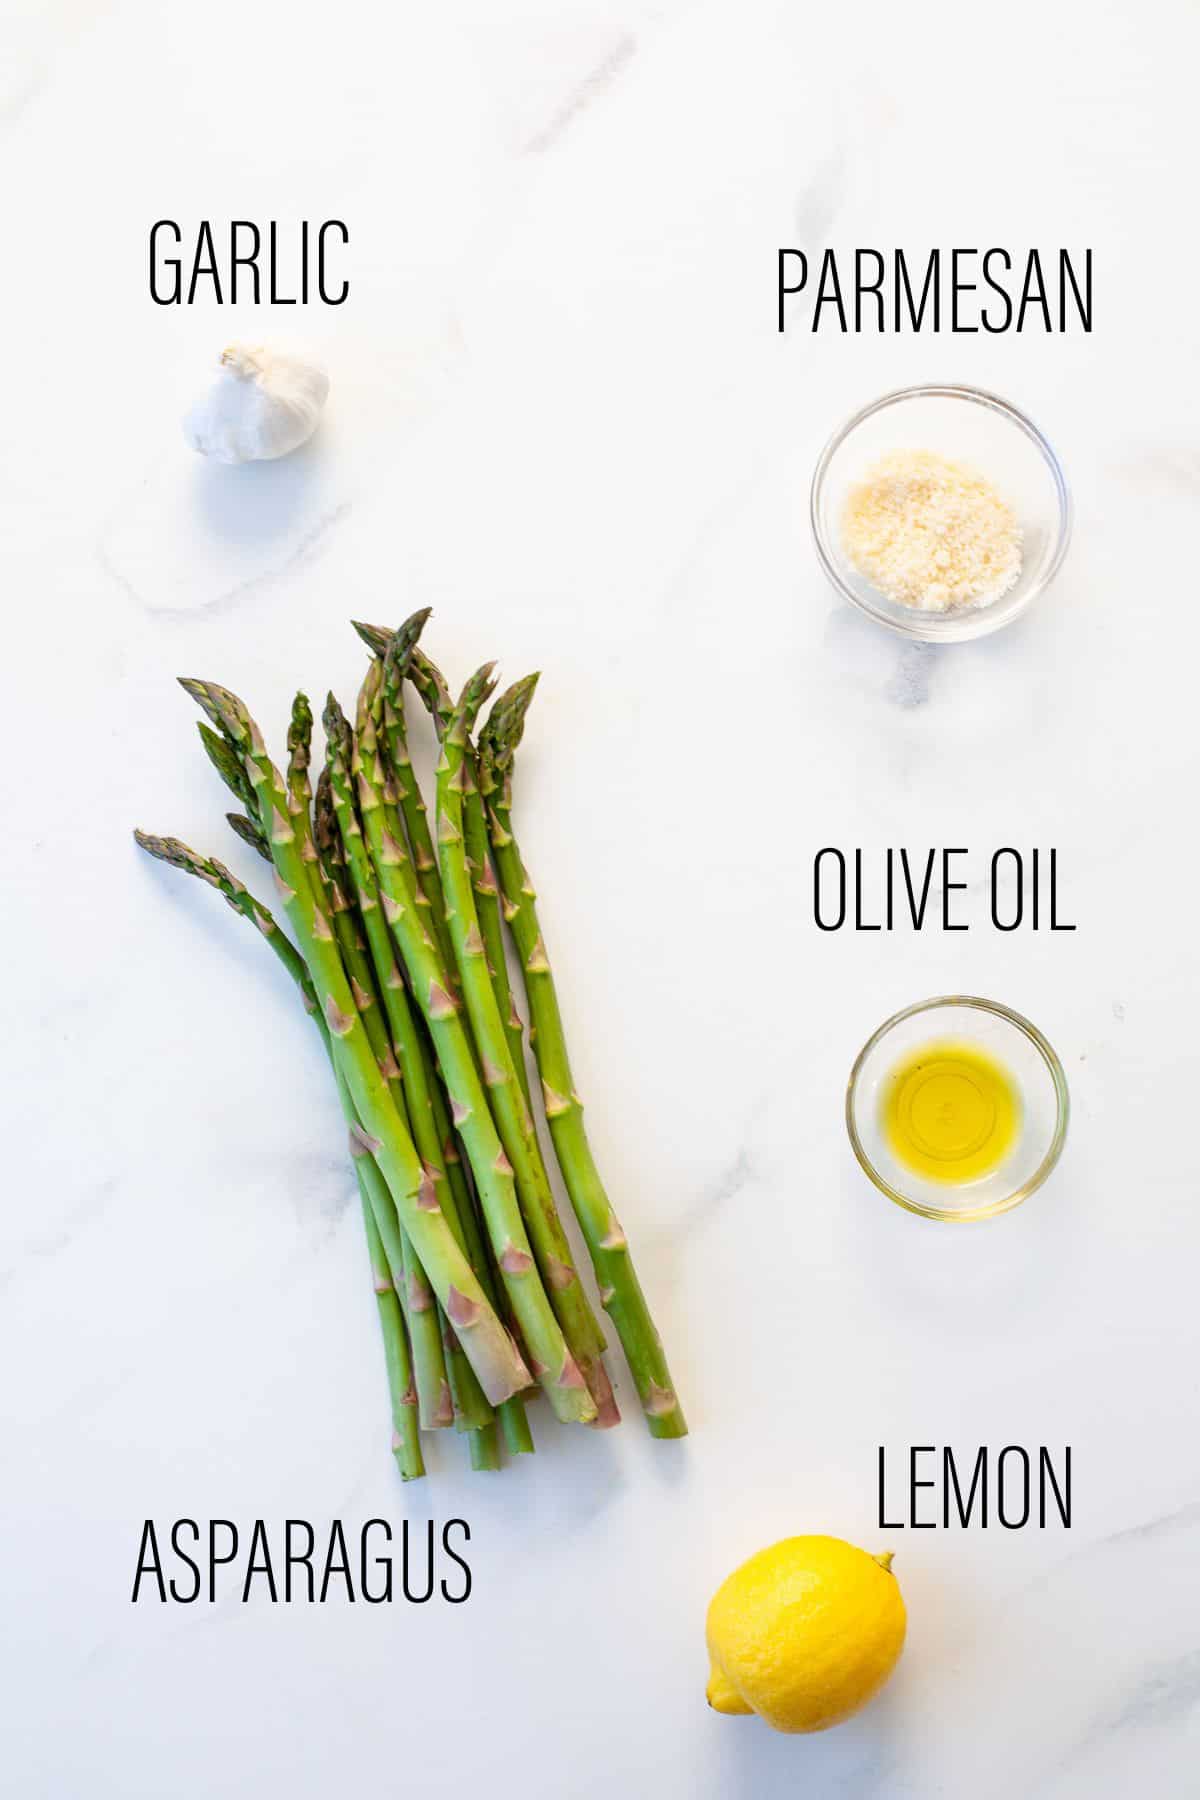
[183,344,329,464]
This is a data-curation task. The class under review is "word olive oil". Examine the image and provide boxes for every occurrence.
[881,1041,1020,1184]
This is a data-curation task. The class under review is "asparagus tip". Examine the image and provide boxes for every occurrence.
[351,619,392,655]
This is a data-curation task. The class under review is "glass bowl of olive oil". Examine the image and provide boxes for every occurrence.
[846,996,1069,1221]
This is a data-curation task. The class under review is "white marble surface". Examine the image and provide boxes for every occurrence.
[4,1,1200,1793]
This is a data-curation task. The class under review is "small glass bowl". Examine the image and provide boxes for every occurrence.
[810,384,1072,642]
[846,996,1069,1221]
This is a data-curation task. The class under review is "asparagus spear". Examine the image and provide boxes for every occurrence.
[479,682,687,1438]
[352,617,457,980]
[312,777,459,1432]
[288,697,461,1435]
[186,696,455,1442]
[195,721,272,861]
[361,1193,425,1479]
[314,770,495,1438]
[224,809,271,860]
[131,832,425,1479]
[323,687,596,1426]
[317,762,531,1459]
[178,679,531,1409]
[403,641,533,1108]
[425,1074,535,1453]
[366,657,608,1408]
[382,634,536,1452]
[436,669,619,1427]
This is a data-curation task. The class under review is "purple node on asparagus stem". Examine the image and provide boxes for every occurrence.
[415,1168,440,1212]
[348,1120,382,1158]
[525,936,550,975]
[434,1381,454,1428]
[407,1270,433,1314]
[546,1256,577,1293]
[481,1053,507,1088]
[325,997,355,1037]
[428,981,457,1019]
[645,1383,679,1418]
[541,1081,571,1118]
[499,1244,534,1274]
[445,1286,483,1330]
[557,1354,586,1391]
[450,1095,471,1127]
[493,1148,514,1176]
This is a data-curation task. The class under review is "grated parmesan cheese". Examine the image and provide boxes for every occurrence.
[839,449,1023,613]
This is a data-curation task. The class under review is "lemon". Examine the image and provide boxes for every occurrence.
[705,1536,906,1733]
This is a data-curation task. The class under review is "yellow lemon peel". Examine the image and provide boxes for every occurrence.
[705,1536,907,1734]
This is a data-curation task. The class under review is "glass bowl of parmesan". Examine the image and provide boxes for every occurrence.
[810,384,1071,642]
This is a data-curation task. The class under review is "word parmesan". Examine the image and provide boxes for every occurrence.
[778,247,1092,333]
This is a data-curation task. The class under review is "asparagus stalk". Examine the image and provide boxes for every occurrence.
[317,743,532,1455]
[314,769,494,1437]
[293,696,461,1434]
[404,642,533,1108]
[178,679,531,1409]
[436,669,618,1427]
[195,720,273,861]
[425,1074,534,1450]
[347,1078,427,1478]
[131,832,425,1479]
[224,809,271,860]
[312,777,459,1432]
[379,632,536,1450]
[352,617,458,980]
[323,686,596,1426]
[469,1422,503,1472]
[478,682,687,1438]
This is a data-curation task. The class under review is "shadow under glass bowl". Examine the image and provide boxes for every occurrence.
[810,384,1072,643]
[846,996,1070,1221]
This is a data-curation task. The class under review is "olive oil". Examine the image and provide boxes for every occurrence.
[881,1039,1020,1184]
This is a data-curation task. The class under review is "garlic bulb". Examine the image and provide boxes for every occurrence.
[183,344,329,464]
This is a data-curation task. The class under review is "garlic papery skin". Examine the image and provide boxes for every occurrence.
[183,344,330,464]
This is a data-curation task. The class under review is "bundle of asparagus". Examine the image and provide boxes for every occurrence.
[135,614,685,1478]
